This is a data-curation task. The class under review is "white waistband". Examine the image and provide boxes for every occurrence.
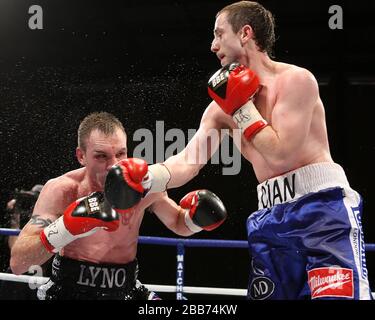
[257,162,350,209]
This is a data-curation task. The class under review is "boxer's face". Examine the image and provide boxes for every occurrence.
[77,128,127,189]
[211,12,245,66]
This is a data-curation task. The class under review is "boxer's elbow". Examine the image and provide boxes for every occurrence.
[264,150,285,168]
[261,136,301,172]
[10,238,35,275]
[10,253,27,275]
[265,150,301,174]
[263,153,293,173]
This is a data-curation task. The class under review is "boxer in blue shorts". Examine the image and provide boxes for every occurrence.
[247,163,372,299]
[107,1,372,299]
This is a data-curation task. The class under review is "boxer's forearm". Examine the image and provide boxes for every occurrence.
[147,154,203,193]
[149,120,220,192]
[163,151,203,189]
[10,235,53,275]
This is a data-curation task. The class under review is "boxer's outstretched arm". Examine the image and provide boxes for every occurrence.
[161,102,225,189]
[10,180,68,275]
[107,103,225,195]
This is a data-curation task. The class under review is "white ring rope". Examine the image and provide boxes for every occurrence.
[0,272,247,296]
[0,272,49,284]
[1,272,374,298]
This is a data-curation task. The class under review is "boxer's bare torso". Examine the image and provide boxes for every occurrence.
[164,61,333,186]
[57,168,161,263]
[17,168,161,265]
[211,62,333,182]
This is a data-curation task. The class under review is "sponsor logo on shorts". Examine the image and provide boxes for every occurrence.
[249,277,275,300]
[308,267,353,299]
[352,206,368,280]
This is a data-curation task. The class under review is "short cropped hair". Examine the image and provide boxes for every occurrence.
[78,112,126,151]
[217,1,276,56]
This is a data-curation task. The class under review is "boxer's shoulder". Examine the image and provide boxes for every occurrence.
[42,169,83,201]
[62,167,86,184]
[271,65,319,107]
[275,64,317,88]
[28,176,77,225]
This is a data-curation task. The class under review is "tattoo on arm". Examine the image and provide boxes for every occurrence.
[29,215,53,227]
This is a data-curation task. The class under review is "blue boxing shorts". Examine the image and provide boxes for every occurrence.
[246,162,373,300]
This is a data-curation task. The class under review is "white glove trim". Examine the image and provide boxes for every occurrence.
[146,163,171,193]
[42,216,75,253]
[184,209,202,233]
[232,100,267,133]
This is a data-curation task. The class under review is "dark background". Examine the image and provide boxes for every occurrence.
[0,0,374,299]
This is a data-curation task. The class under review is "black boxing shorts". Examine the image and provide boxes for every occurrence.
[37,254,158,300]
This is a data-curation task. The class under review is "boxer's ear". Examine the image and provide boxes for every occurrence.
[76,147,86,166]
[240,25,254,46]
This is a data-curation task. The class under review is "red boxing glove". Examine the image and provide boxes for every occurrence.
[208,62,268,139]
[180,190,227,232]
[105,158,149,213]
[40,192,119,253]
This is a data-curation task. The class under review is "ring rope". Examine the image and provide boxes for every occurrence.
[1,229,374,251]
[0,273,247,296]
